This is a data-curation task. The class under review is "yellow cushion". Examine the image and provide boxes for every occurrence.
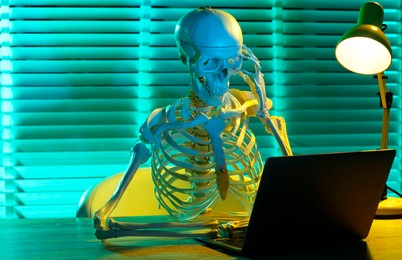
[76,167,245,218]
[76,168,167,217]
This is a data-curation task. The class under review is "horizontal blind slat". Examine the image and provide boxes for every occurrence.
[9,0,142,6]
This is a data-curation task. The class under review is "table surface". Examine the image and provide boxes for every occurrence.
[1,215,401,259]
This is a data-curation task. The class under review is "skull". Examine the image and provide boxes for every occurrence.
[175,7,243,106]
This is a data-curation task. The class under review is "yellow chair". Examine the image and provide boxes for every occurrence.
[76,167,245,218]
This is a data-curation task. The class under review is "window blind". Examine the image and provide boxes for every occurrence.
[278,0,401,199]
[1,0,400,218]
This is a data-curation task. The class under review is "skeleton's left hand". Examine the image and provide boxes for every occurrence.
[238,45,269,120]
[238,45,293,156]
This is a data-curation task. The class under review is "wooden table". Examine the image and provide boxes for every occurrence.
[1,216,401,259]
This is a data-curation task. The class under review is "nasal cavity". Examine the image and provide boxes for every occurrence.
[218,68,229,81]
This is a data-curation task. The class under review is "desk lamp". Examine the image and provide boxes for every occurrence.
[335,1,402,218]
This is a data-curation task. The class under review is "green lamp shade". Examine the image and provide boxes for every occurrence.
[335,2,392,75]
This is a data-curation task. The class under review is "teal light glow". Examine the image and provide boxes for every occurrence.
[2,156,14,168]
[272,3,285,111]
[0,5,11,14]
[1,101,12,112]
[136,1,152,125]
[2,129,11,139]
[137,69,152,113]
[270,2,286,155]
[1,60,12,71]
[1,3,14,202]
[0,35,12,46]
[138,70,151,87]
[0,74,12,85]
[0,19,11,29]
[140,4,151,23]
[1,115,12,126]
[0,46,12,57]
[1,87,12,99]
[2,142,12,154]
[1,100,12,112]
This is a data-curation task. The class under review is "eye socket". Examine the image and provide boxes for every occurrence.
[201,58,220,71]
[228,56,243,70]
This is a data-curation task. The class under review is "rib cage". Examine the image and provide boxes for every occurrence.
[151,96,264,220]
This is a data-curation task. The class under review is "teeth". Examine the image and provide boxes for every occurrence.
[197,76,227,97]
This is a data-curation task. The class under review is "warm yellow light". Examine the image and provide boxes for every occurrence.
[335,36,392,75]
[335,2,392,75]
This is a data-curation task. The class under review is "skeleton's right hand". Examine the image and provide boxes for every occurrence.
[92,142,151,232]
[93,207,108,231]
[93,215,103,230]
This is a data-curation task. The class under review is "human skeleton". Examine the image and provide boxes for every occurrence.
[93,7,292,240]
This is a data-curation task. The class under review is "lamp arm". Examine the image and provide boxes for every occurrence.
[381,105,390,150]
[376,72,393,150]
[377,72,388,109]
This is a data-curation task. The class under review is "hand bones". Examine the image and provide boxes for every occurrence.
[93,7,292,239]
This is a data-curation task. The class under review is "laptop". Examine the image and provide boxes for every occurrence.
[196,149,396,256]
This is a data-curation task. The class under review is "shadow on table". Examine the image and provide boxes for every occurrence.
[101,236,371,260]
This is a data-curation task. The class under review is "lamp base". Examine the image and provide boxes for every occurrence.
[375,197,402,219]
